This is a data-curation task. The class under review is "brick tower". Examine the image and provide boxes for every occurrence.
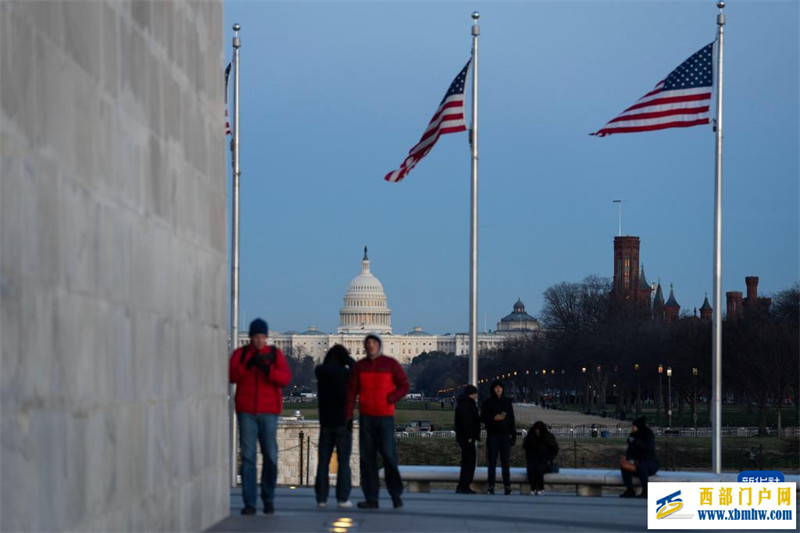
[611,236,651,316]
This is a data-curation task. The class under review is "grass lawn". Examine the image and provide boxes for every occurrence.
[283,403,799,472]
[396,436,799,472]
[282,401,458,429]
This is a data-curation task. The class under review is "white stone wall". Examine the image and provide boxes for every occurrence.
[0,1,227,531]
[267,420,360,488]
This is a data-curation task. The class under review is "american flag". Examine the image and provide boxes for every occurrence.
[591,43,714,136]
[224,62,232,136]
[385,61,470,183]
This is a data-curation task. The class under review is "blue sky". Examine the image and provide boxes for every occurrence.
[224,1,798,335]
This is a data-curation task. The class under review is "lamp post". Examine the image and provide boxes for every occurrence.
[657,364,664,422]
[581,366,588,409]
[692,367,699,428]
[634,363,641,415]
[666,366,673,428]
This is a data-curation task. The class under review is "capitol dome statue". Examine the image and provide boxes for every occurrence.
[338,247,392,334]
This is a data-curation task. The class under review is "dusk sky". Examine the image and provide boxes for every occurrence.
[223,1,798,335]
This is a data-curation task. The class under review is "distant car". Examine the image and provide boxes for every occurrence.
[405,420,435,432]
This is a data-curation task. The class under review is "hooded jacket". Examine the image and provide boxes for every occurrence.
[480,380,517,437]
[523,421,559,466]
[316,346,355,428]
[345,334,409,418]
[229,343,292,415]
[454,393,481,444]
[625,416,658,464]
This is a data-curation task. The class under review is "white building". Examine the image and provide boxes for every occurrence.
[237,249,534,364]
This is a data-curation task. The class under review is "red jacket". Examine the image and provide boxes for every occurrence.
[229,344,291,415]
[345,355,409,418]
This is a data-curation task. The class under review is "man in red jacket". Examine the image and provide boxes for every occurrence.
[345,333,409,509]
[229,318,291,515]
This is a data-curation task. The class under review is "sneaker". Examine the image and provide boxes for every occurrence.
[487,487,495,495]
[391,496,403,509]
[317,502,327,508]
[504,488,513,495]
[263,501,275,514]
[536,490,545,496]
[455,488,477,494]
[619,489,636,498]
[357,501,379,509]
[637,491,648,499]
[337,500,353,508]
[241,506,256,515]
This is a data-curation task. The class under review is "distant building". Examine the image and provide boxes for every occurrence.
[726,276,771,320]
[237,248,517,363]
[496,299,541,333]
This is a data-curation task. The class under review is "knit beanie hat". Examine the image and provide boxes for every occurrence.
[249,318,268,337]
[464,384,478,396]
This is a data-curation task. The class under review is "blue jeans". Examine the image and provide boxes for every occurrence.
[315,425,353,503]
[359,415,403,503]
[486,434,511,490]
[238,413,278,508]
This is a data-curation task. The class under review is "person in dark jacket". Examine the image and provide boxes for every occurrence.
[454,384,481,494]
[619,416,660,498]
[523,421,559,495]
[229,318,292,515]
[480,380,516,495]
[314,345,356,508]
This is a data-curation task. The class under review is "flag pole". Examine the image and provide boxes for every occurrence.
[229,22,242,488]
[468,12,480,389]
[711,0,725,475]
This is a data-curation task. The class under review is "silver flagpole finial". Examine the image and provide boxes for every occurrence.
[471,11,480,21]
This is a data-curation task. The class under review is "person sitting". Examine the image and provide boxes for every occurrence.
[522,421,559,495]
[619,416,659,498]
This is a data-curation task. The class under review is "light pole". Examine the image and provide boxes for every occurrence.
[692,367,699,428]
[666,366,673,428]
[634,363,641,415]
[657,364,664,422]
[581,366,588,410]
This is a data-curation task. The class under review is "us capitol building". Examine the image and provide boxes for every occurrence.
[237,248,540,364]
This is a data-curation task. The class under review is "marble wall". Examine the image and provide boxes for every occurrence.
[1,1,228,530]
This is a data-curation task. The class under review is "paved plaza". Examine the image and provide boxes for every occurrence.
[209,487,656,532]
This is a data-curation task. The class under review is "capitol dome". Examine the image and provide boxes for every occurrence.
[338,247,392,334]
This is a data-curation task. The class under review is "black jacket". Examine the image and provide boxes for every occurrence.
[454,394,480,443]
[480,394,516,437]
[523,426,559,466]
[625,428,658,464]
[315,361,351,428]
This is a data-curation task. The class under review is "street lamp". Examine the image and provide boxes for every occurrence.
[666,366,673,427]
[634,363,641,415]
[692,367,699,428]
[581,366,588,409]
[658,364,664,421]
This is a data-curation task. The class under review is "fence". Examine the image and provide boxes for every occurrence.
[244,419,361,487]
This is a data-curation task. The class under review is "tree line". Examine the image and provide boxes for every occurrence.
[406,277,798,436]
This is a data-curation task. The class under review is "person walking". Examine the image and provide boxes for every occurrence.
[619,416,660,498]
[454,384,480,494]
[229,318,292,515]
[480,380,516,495]
[314,345,356,508]
[345,333,409,509]
[522,421,559,495]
